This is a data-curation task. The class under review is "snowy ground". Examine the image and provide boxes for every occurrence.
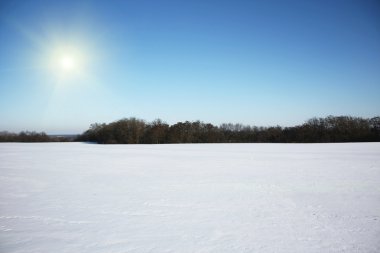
[0,143,380,253]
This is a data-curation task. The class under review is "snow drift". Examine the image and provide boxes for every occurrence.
[1,143,379,252]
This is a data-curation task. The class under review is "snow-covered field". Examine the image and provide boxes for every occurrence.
[0,143,380,253]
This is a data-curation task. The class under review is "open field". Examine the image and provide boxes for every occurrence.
[1,143,380,252]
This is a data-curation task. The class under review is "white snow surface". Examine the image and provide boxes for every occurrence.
[1,143,380,253]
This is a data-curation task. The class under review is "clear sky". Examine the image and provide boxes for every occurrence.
[0,0,379,134]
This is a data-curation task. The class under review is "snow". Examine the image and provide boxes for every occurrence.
[1,143,380,253]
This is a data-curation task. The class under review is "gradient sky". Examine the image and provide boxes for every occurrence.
[0,0,379,134]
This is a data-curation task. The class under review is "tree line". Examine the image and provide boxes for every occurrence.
[0,131,72,142]
[77,116,380,144]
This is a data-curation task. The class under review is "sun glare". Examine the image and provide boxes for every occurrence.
[48,45,87,80]
[59,55,76,71]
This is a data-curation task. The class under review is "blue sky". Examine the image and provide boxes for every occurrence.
[0,0,379,134]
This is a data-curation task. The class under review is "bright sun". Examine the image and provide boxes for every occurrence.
[47,44,89,80]
[45,44,90,81]
[59,55,76,71]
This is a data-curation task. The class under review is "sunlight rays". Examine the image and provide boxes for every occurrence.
[48,45,87,81]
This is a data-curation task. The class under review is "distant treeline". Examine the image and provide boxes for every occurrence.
[0,131,72,142]
[77,116,380,144]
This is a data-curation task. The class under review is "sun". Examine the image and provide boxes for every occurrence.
[59,55,76,71]
[44,42,91,81]
[50,47,86,78]
[59,55,75,71]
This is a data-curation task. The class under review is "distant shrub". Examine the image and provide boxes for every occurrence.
[77,116,380,144]
[0,131,72,142]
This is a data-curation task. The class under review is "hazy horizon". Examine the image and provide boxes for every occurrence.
[1,0,379,134]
